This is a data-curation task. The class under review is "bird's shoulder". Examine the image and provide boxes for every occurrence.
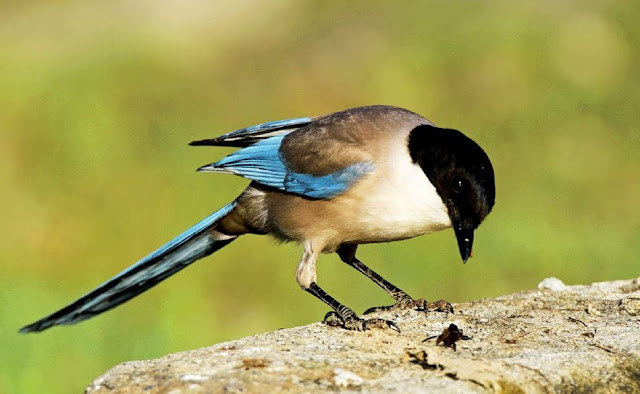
[280,105,432,175]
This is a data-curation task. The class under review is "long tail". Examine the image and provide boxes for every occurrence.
[20,202,238,333]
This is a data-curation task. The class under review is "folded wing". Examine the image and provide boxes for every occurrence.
[197,134,374,199]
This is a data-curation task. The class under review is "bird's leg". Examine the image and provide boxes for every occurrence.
[297,243,398,332]
[337,245,454,314]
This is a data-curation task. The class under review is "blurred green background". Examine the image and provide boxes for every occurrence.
[2,1,639,392]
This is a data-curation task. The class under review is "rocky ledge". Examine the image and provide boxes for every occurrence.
[87,277,640,393]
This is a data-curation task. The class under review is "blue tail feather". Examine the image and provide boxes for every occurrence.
[19,202,238,333]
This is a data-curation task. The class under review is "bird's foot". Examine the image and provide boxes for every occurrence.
[323,311,400,332]
[364,294,454,315]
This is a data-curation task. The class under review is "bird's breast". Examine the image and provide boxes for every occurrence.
[343,157,452,243]
[259,142,452,251]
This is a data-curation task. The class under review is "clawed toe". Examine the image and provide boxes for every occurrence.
[346,316,400,332]
[363,304,395,314]
[323,312,400,332]
[364,296,454,315]
[364,318,400,332]
[323,311,344,327]
[425,299,455,314]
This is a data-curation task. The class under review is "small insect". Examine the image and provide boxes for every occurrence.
[423,323,471,351]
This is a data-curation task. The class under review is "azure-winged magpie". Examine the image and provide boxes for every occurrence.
[21,105,495,333]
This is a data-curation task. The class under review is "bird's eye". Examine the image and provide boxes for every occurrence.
[452,176,464,193]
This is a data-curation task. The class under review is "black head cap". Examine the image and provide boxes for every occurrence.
[408,125,495,263]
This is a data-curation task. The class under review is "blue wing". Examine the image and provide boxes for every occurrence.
[190,117,313,148]
[198,135,374,199]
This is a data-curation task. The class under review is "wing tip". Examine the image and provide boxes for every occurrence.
[196,164,220,172]
[190,117,313,148]
[190,139,248,147]
[189,139,218,146]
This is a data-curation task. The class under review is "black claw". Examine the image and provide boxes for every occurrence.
[387,320,401,333]
[323,311,344,327]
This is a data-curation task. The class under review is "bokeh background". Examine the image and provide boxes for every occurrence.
[2,1,639,392]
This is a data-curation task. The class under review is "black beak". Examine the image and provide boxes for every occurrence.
[453,223,474,263]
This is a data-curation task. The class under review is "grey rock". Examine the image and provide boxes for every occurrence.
[86,277,640,393]
[537,276,567,292]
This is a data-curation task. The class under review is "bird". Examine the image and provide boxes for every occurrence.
[20,105,495,333]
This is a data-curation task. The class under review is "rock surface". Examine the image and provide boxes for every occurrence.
[87,278,640,393]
